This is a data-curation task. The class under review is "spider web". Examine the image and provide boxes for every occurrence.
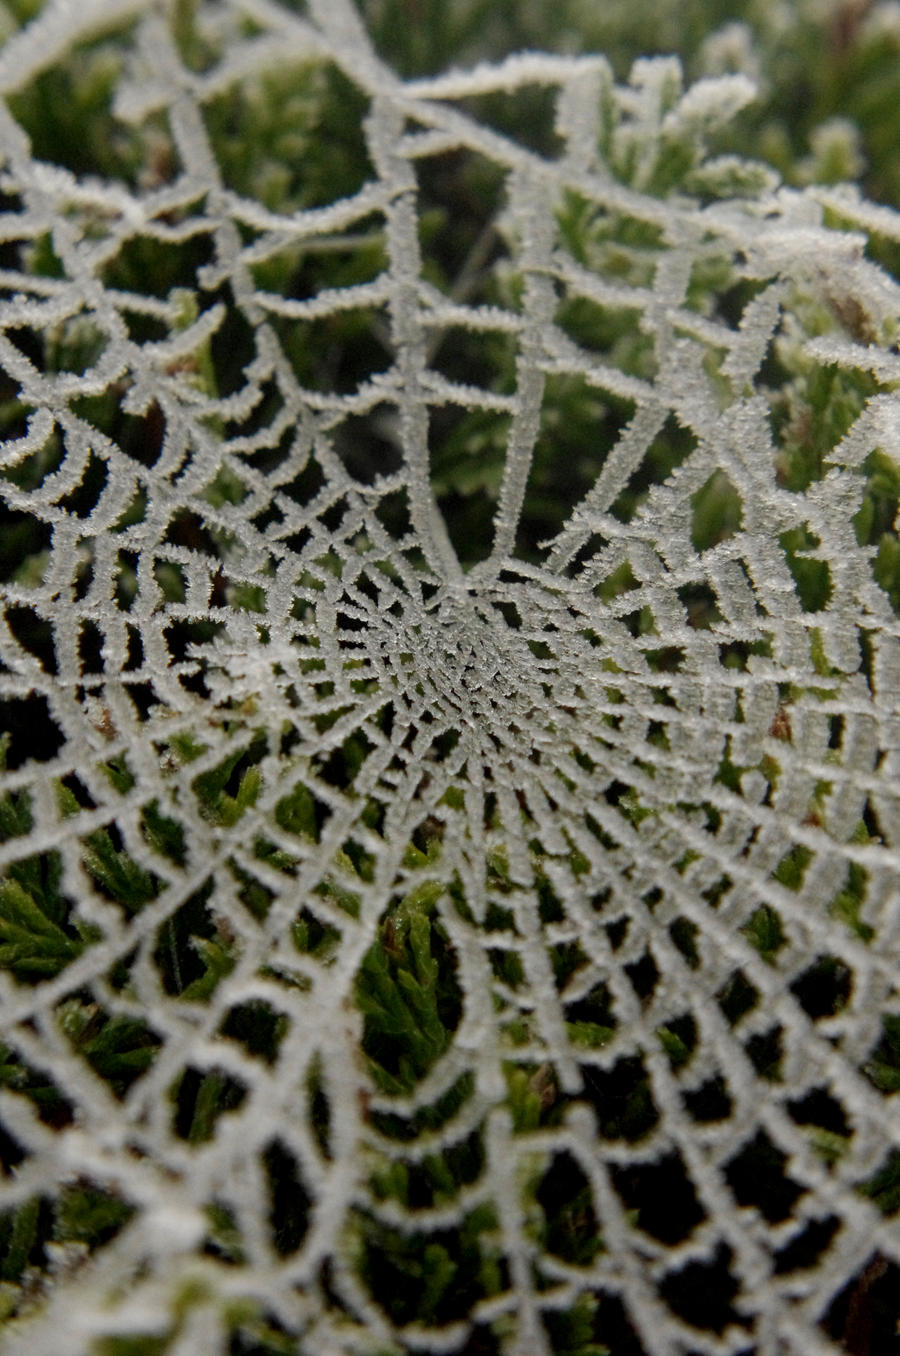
[0,1,899,1353]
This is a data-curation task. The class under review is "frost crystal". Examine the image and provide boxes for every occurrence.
[0,2,899,1353]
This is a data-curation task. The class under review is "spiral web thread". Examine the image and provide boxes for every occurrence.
[0,1,899,1352]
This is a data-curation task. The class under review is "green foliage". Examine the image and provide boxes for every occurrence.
[354,1202,503,1329]
[55,1183,133,1245]
[360,0,900,216]
[863,1013,900,1094]
[691,470,743,551]
[742,905,785,964]
[192,747,263,828]
[357,886,459,1093]
[0,1196,41,1283]
[657,1017,697,1068]
[59,999,159,1093]
[274,781,318,840]
[858,1148,900,1217]
[94,1339,169,1356]
[81,828,158,913]
[0,874,84,981]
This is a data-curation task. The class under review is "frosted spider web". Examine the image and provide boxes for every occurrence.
[0,0,899,1352]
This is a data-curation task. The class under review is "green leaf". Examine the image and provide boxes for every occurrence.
[178,937,237,1003]
[0,878,83,980]
[82,829,157,912]
[56,1184,133,1246]
[0,1196,40,1282]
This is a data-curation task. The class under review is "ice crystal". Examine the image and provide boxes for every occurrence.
[0,2,899,1353]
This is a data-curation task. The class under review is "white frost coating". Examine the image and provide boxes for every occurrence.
[0,1,898,1353]
[663,72,757,130]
